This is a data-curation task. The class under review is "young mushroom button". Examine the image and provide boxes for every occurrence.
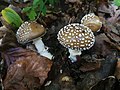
[81,13,102,32]
[16,21,53,60]
[57,23,95,62]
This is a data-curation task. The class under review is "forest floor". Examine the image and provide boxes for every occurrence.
[0,0,120,90]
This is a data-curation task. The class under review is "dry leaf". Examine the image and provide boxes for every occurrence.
[91,33,113,57]
[0,26,8,39]
[77,55,117,90]
[79,62,101,72]
[3,48,53,90]
[114,58,120,79]
[91,76,116,90]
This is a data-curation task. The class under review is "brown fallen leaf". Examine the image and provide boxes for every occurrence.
[0,26,8,39]
[77,54,117,90]
[79,61,101,72]
[114,58,120,79]
[44,73,77,90]
[3,49,53,90]
[91,76,116,90]
[0,29,18,52]
[91,33,113,57]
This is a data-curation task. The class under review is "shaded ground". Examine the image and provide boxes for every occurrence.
[0,0,120,90]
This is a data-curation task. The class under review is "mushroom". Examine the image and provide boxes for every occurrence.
[81,13,102,32]
[57,23,95,62]
[16,21,53,59]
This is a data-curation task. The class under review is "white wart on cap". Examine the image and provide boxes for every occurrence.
[81,13,102,32]
[57,23,95,51]
[16,21,46,44]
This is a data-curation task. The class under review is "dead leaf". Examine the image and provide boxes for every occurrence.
[3,48,53,90]
[91,33,113,57]
[79,61,101,72]
[0,26,8,39]
[0,29,18,52]
[114,58,120,79]
[98,4,120,24]
[77,55,117,90]
[91,76,116,90]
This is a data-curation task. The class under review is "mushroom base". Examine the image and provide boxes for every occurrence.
[33,38,53,60]
[68,48,82,63]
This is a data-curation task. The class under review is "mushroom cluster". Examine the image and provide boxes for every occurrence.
[16,21,53,59]
[57,23,95,62]
[81,13,102,32]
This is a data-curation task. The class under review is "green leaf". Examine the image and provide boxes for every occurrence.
[114,0,120,6]
[21,0,58,20]
[1,7,23,28]
[41,6,46,15]
[33,0,40,6]
[39,0,45,11]
[48,0,59,5]
[28,9,37,20]
[22,7,32,12]
[48,0,54,5]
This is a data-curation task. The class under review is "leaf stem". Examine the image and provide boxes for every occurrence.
[35,0,48,21]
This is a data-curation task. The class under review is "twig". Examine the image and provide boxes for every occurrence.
[110,30,120,37]
[105,40,120,51]
[105,32,117,43]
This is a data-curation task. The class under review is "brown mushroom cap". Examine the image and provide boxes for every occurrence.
[16,21,46,44]
[57,23,95,51]
[81,13,102,32]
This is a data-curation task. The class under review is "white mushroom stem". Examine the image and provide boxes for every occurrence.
[68,48,82,63]
[33,38,53,60]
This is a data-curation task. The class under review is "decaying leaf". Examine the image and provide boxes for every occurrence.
[58,73,76,90]
[114,58,120,79]
[45,73,77,90]
[0,29,18,52]
[77,54,117,90]
[91,33,114,57]
[77,54,102,72]
[3,48,53,90]
[91,76,117,90]
[66,0,81,4]
[79,61,101,72]
[0,26,8,39]
[98,4,120,24]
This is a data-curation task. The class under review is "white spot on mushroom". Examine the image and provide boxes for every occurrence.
[81,38,85,40]
[65,34,68,36]
[68,36,71,38]
[79,34,82,37]
[71,43,74,45]
[73,39,76,42]
[80,44,85,47]
[83,48,86,50]
[85,40,87,42]
[71,30,74,32]
[87,40,90,42]
[85,36,89,39]
[85,33,87,35]
[82,33,85,36]
[69,33,72,35]
[72,33,75,36]
[76,36,78,38]
[81,41,84,43]
[66,40,69,42]
[77,43,79,45]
